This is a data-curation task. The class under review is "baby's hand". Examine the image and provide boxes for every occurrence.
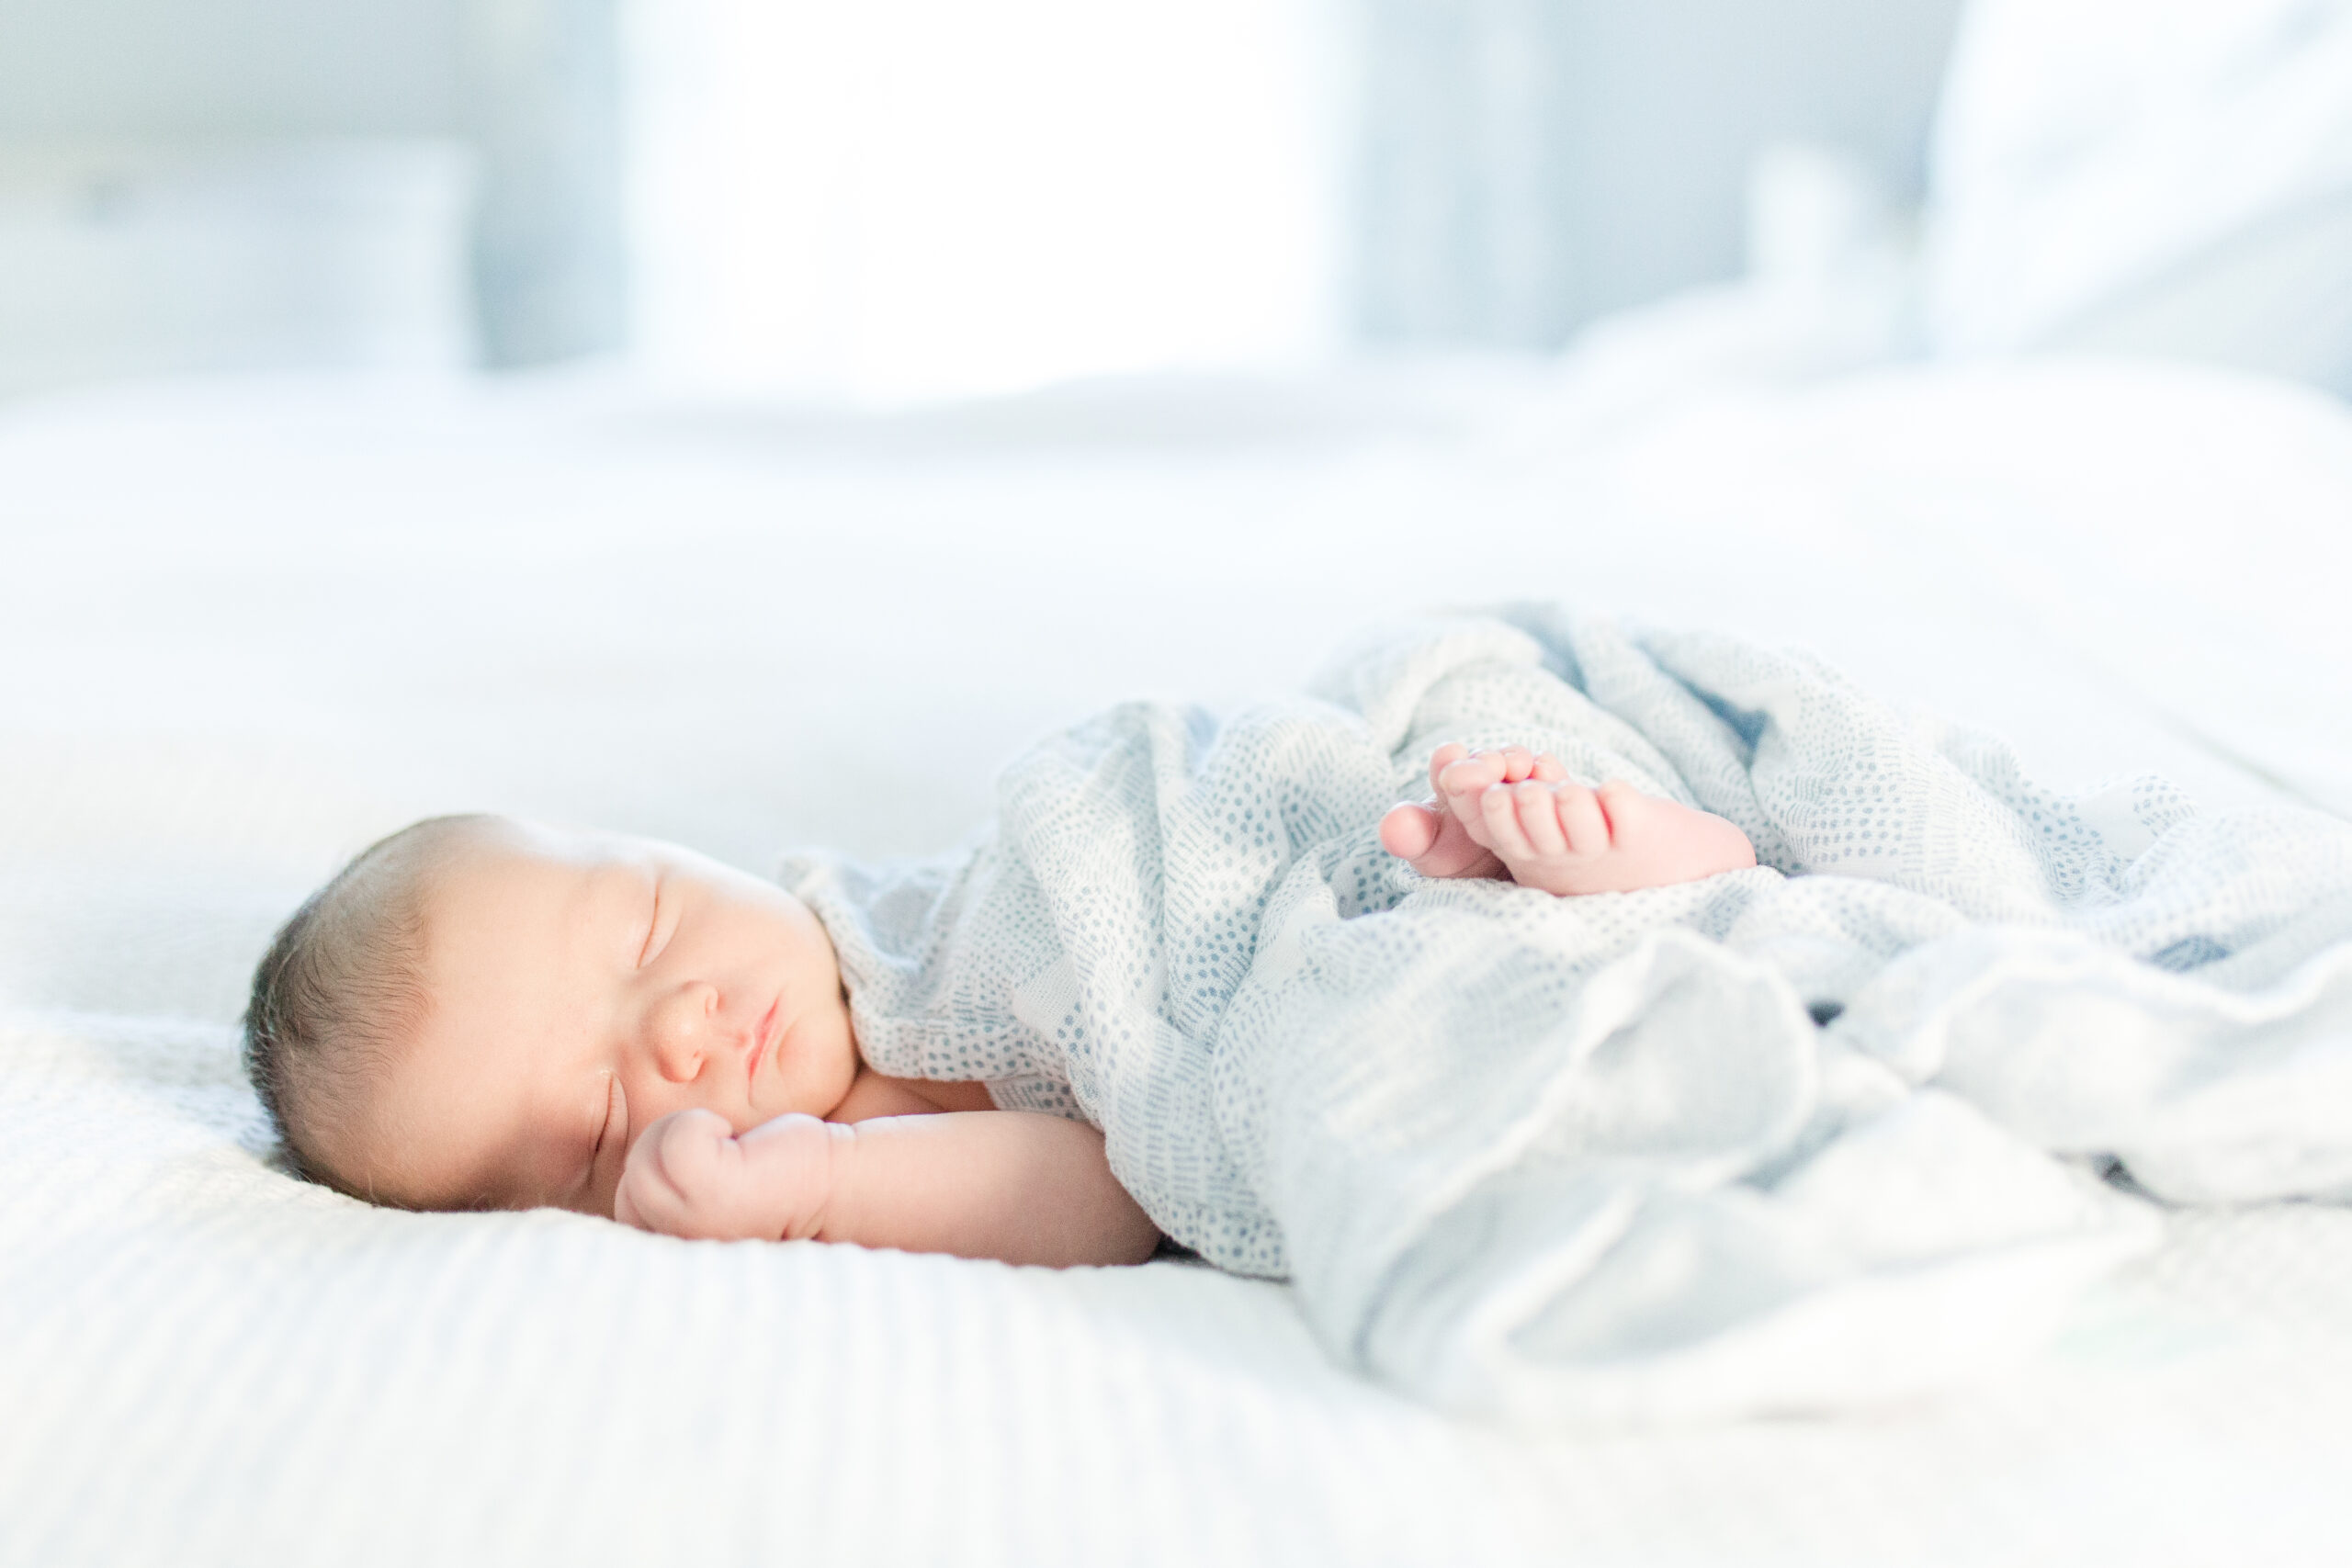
[613,1108,839,1241]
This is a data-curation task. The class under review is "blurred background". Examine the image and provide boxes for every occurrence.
[4,0,2345,407]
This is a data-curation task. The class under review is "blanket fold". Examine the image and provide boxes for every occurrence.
[786,609,2352,1423]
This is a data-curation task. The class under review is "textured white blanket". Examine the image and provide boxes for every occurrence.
[790,609,2352,1425]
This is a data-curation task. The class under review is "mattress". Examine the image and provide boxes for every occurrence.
[4,356,2351,1565]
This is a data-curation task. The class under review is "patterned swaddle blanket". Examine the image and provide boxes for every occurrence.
[784,607,2352,1424]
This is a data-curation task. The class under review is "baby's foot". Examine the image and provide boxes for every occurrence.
[1380,743,1561,881]
[1465,758,1757,895]
[1384,745,1757,896]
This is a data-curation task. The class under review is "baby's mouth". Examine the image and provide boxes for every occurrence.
[749,997,782,1086]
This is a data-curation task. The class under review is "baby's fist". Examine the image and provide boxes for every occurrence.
[613,1108,836,1241]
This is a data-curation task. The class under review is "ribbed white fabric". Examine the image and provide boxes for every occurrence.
[10,1006,2352,1568]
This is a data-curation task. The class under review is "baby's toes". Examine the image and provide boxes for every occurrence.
[1425,742,1469,799]
[1386,799,1506,879]
[1478,783,1539,860]
[1379,801,1442,861]
[1554,782,1611,854]
[1511,781,1569,857]
[1437,750,1504,797]
[1496,747,1540,784]
[1438,758,1500,846]
[1532,752,1568,783]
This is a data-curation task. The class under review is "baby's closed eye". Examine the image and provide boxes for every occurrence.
[636,875,668,967]
[579,1073,626,1202]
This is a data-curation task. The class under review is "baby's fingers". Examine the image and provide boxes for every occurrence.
[615,1159,693,1235]
[653,1108,736,1189]
[613,1176,648,1230]
[616,1109,738,1232]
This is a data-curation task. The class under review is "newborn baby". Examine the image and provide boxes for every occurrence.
[243,742,1753,1267]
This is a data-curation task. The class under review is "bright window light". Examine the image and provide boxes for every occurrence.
[624,0,1344,403]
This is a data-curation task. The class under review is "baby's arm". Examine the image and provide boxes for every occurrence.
[614,1107,1162,1268]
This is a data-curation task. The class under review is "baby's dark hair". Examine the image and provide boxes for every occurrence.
[243,814,494,1194]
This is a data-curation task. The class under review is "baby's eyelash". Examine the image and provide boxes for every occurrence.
[581,1074,623,1199]
[593,1078,615,1158]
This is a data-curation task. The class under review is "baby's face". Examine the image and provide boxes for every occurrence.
[328,820,856,1215]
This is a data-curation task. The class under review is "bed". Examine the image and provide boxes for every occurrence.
[4,354,2352,1565]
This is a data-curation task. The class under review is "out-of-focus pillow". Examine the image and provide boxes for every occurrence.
[1923,0,2352,396]
[0,141,476,398]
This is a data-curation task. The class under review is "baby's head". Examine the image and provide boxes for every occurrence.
[245,815,856,1216]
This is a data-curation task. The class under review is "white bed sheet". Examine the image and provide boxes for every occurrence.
[4,358,2351,1565]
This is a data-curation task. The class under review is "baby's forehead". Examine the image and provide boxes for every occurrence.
[420,824,644,923]
[439,818,619,875]
[415,839,616,977]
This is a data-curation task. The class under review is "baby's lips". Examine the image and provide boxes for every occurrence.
[747,997,781,1082]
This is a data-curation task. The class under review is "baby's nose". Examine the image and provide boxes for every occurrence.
[647,983,719,1082]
